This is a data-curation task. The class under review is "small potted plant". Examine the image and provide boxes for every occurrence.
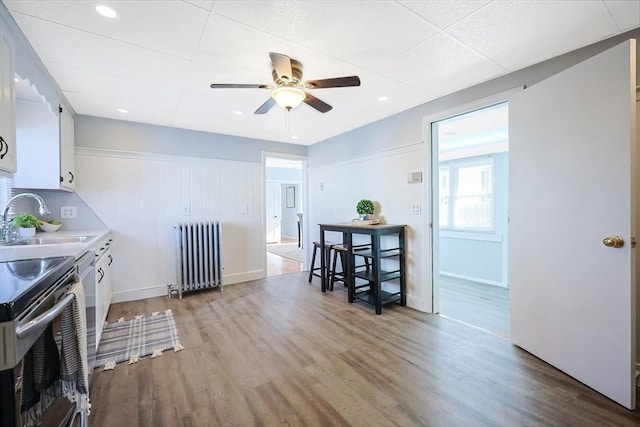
[13,212,40,237]
[356,199,375,221]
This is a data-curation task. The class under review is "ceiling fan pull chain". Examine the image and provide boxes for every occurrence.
[284,109,291,135]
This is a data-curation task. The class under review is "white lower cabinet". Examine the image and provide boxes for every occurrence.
[95,237,113,349]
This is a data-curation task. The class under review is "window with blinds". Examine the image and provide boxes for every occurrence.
[0,175,14,219]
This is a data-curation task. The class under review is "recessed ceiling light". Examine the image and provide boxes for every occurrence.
[233,111,243,116]
[96,4,119,18]
[378,96,389,102]
[291,136,299,140]
[117,108,128,113]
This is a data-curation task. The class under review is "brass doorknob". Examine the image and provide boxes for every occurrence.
[603,236,625,248]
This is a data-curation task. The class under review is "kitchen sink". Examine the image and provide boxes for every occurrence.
[5,235,96,246]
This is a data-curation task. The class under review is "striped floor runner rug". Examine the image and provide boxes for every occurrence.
[95,309,184,370]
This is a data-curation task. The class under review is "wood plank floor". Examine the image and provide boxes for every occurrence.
[440,278,510,337]
[267,251,303,276]
[90,272,640,426]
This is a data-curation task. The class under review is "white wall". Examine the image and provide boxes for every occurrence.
[75,148,265,302]
[308,144,429,311]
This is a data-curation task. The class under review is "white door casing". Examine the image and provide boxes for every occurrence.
[509,40,637,408]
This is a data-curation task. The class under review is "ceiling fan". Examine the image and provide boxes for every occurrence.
[210,52,361,114]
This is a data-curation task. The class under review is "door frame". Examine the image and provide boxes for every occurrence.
[262,151,309,270]
[423,89,522,314]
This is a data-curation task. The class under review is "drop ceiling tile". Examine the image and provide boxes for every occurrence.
[10,14,192,90]
[47,63,183,108]
[212,0,440,68]
[5,0,636,146]
[604,1,640,31]
[184,1,214,12]
[446,1,619,71]
[398,0,492,29]
[5,1,208,59]
[64,91,177,129]
[381,32,506,96]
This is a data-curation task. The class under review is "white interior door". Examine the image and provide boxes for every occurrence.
[266,181,281,243]
[510,40,637,409]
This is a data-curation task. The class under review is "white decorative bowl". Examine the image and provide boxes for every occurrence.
[39,222,62,232]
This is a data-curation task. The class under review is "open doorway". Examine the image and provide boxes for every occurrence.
[431,102,510,337]
[265,156,305,276]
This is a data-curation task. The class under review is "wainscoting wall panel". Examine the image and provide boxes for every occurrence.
[75,148,265,302]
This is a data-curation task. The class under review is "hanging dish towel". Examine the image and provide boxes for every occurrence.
[60,279,91,417]
[19,324,61,427]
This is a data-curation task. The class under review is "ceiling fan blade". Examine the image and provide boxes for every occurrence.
[254,97,277,114]
[305,76,361,89]
[210,83,271,89]
[269,52,293,82]
[304,93,332,113]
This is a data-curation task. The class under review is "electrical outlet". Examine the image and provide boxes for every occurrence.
[411,204,422,214]
[182,206,190,216]
[320,182,325,191]
[61,206,77,218]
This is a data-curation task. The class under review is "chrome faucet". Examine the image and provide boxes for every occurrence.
[0,193,51,243]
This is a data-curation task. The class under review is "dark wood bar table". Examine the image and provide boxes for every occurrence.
[318,222,406,314]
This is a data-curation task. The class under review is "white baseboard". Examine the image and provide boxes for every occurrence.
[224,270,265,285]
[111,285,168,303]
[111,270,267,303]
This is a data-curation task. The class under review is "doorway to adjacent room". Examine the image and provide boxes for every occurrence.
[265,156,305,276]
[431,102,510,337]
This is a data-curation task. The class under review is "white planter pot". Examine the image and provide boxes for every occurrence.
[18,227,36,237]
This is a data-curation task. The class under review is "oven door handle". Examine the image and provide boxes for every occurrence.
[16,292,76,339]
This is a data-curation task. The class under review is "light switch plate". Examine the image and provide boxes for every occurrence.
[408,171,423,184]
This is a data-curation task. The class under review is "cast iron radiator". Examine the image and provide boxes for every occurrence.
[174,221,223,298]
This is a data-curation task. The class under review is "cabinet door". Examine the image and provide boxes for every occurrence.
[59,106,75,190]
[95,254,108,349]
[102,249,113,318]
[0,31,16,173]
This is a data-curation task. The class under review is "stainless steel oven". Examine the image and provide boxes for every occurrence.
[76,251,96,379]
[0,256,81,427]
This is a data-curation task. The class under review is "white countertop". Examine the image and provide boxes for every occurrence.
[0,229,111,262]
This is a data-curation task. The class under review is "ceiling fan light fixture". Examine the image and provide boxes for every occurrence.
[271,87,305,110]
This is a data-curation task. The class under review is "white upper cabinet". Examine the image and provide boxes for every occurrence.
[0,29,16,173]
[13,101,76,191]
[59,106,75,190]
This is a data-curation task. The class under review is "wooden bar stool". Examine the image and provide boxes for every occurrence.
[308,241,334,283]
[329,244,371,291]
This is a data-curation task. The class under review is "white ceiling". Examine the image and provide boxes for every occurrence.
[3,0,638,146]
